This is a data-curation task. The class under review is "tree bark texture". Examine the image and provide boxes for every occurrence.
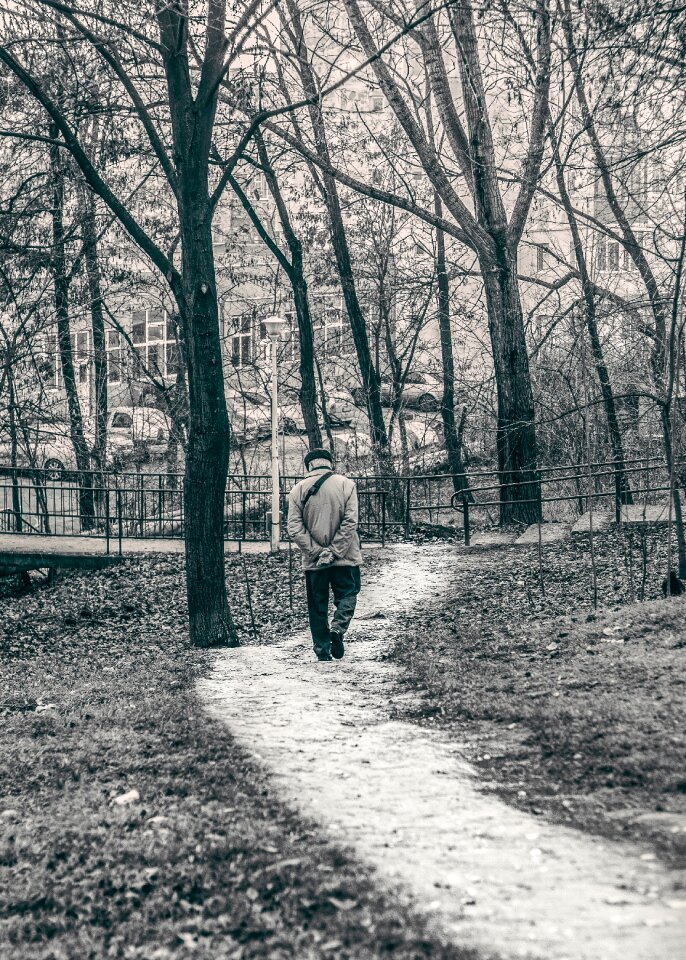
[482,244,540,523]
[177,184,236,648]
[158,2,237,648]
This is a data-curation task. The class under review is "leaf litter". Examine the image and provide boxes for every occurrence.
[0,551,472,960]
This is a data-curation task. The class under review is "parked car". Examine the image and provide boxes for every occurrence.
[351,373,443,412]
[228,390,271,443]
[0,407,173,478]
[106,406,171,465]
[0,423,87,479]
[327,399,355,427]
[229,390,327,443]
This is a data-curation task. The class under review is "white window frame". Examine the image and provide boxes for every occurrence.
[106,330,123,384]
[323,304,345,357]
[595,236,622,274]
[230,311,254,369]
[128,307,173,378]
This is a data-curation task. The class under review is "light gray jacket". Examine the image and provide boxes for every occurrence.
[287,468,363,571]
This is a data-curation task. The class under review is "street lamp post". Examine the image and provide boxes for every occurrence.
[263,315,286,552]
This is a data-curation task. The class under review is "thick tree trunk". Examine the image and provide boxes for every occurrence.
[178,182,236,648]
[49,131,94,529]
[482,241,541,524]
[435,203,471,498]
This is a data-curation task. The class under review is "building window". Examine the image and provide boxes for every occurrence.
[595,237,621,273]
[147,342,163,376]
[133,345,146,373]
[132,311,146,344]
[284,310,299,360]
[231,312,254,368]
[230,203,251,237]
[107,330,123,383]
[323,306,345,356]
[249,172,267,201]
[535,245,553,272]
[47,331,79,389]
[147,313,164,343]
[76,331,89,359]
[371,95,384,112]
[628,160,649,199]
[127,307,174,378]
[166,341,180,378]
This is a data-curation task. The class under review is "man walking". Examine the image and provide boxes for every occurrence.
[287,448,362,661]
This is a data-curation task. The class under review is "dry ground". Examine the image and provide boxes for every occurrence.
[385,529,686,865]
[0,553,471,960]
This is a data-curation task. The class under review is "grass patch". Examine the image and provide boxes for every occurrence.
[0,554,474,960]
[387,530,686,864]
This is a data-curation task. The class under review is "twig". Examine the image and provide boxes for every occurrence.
[288,538,293,610]
[537,520,546,598]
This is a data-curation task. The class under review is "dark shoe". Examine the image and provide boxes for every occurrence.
[316,649,333,661]
[330,631,345,660]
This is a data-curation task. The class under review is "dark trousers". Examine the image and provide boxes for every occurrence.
[305,565,361,656]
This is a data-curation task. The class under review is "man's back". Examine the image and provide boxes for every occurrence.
[289,449,363,661]
[288,470,362,570]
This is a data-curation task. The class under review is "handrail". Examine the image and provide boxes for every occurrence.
[0,456,680,545]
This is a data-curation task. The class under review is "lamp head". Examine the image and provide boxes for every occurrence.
[263,315,286,339]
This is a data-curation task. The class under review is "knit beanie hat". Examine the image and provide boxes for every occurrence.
[304,447,333,468]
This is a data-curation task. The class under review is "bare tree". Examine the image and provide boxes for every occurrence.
[561,0,686,573]
[325,0,552,521]
[227,132,323,449]
[0,1,277,646]
[276,0,393,468]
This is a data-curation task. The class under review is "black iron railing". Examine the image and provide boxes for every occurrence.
[0,455,680,547]
[0,468,392,545]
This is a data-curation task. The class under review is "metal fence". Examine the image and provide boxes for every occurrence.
[0,455,680,548]
[0,469,393,546]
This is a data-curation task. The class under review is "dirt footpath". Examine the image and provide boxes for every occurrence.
[198,545,685,960]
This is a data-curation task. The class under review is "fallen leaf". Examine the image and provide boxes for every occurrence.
[112,789,140,806]
[328,896,357,911]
